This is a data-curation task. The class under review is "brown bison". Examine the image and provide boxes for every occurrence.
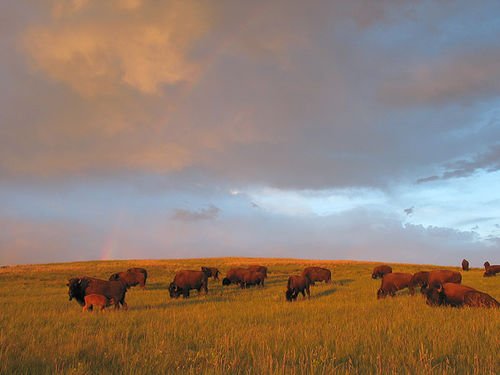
[127,268,148,285]
[425,283,499,308]
[285,275,310,301]
[371,265,393,279]
[67,277,127,310]
[301,267,331,285]
[169,270,208,298]
[222,268,249,286]
[461,259,469,271]
[483,261,500,277]
[377,273,414,299]
[83,294,115,312]
[247,265,268,278]
[240,270,265,288]
[109,270,146,289]
[201,267,220,280]
[410,270,461,291]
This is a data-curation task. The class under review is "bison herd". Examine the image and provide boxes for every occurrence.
[67,260,498,312]
[372,261,499,308]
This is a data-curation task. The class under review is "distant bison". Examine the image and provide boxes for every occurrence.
[83,294,115,312]
[301,267,331,285]
[377,273,414,299]
[372,265,393,279]
[201,267,220,280]
[222,268,248,286]
[109,270,146,289]
[67,277,127,310]
[247,265,268,278]
[169,270,208,298]
[286,275,310,301]
[483,261,500,277]
[425,283,499,308]
[240,270,265,288]
[461,259,470,271]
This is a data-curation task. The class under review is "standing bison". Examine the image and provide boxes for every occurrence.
[285,275,310,301]
[483,261,500,277]
[301,267,331,285]
[201,267,220,280]
[169,270,208,298]
[240,270,265,288]
[247,265,268,278]
[83,294,115,312]
[425,283,499,308]
[222,268,248,286]
[410,270,461,291]
[372,265,393,279]
[67,277,127,310]
[128,268,148,285]
[377,273,414,299]
[109,270,146,289]
[461,259,470,271]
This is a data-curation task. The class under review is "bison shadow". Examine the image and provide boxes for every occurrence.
[333,279,354,286]
[312,287,337,299]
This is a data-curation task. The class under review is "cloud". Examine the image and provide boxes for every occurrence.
[23,0,210,96]
[417,144,500,183]
[404,206,414,216]
[172,205,220,222]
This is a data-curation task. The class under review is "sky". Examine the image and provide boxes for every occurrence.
[1,0,499,265]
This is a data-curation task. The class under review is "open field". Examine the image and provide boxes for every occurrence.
[0,258,498,374]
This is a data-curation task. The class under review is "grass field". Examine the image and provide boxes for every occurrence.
[0,258,498,374]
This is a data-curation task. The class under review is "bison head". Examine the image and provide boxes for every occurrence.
[371,272,379,279]
[285,289,295,302]
[222,278,231,286]
[67,278,87,306]
[109,273,121,281]
[484,261,490,268]
[168,282,181,299]
[424,286,445,306]
[376,288,386,299]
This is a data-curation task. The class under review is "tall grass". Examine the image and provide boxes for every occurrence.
[0,258,498,374]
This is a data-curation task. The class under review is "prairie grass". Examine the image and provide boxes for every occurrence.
[0,258,498,374]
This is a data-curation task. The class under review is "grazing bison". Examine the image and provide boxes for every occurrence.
[372,265,393,279]
[127,268,148,286]
[109,270,146,289]
[461,259,470,271]
[201,267,220,280]
[240,270,265,288]
[247,265,268,278]
[377,273,414,299]
[169,270,208,298]
[302,267,331,285]
[425,283,499,308]
[83,294,114,312]
[285,275,310,301]
[483,261,500,277]
[67,277,127,310]
[222,268,249,286]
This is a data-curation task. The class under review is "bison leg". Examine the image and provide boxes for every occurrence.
[182,288,190,298]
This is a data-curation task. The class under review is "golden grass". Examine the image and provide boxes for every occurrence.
[0,257,498,374]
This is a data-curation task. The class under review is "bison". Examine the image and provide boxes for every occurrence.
[127,268,148,285]
[240,270,265,288]
[169,270,208,298]
[109,270,146,289]
[67,277,127,310]
[461,259,470,271]
[425,283,499,308]
[247,265,268,278]
[410,270,461,291]
[222,268,250,286]
[201,266,220,280]
[377,273,414,299]
[372,265,393,279]
[483,261,500,277]
[285,275,310,301]
[301,267,331,285]
[83,294,115,312]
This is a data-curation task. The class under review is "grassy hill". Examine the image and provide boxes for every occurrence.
[0,258,498,374]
